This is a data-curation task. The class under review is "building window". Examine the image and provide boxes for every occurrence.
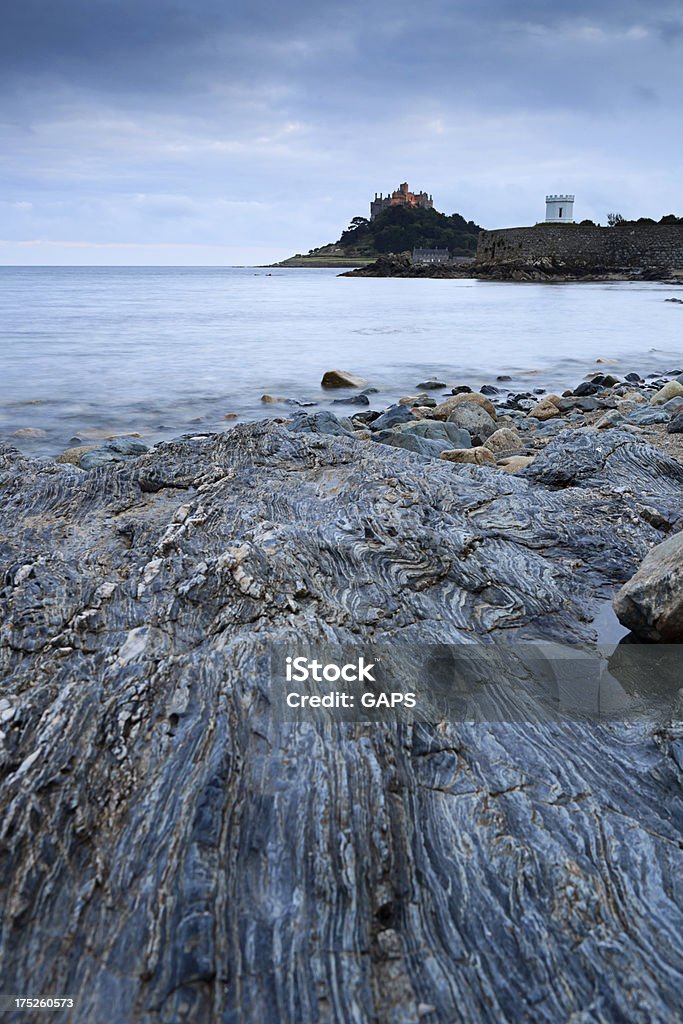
[559,208,563,218]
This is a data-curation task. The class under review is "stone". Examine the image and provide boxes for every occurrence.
[613,531,683,641]
[261,394,289,404]
[667,411,683,434]
[651,380,683,404]
[287,411,354,437]
[399,393,428,405]
[57,444,99,467]
[412,396,437,408]
[223,413,239,421]
[497,455,536,473]
[369,405,414,431]
[625,372,642,382]
[440,446,496,465]
[480,385,500,395]
[78,437,149,472]
[447,404,497,445]
[625,407,671,426]
[11,427,48,439]
[416,380,447,390]
[483,427,524,454]
[332,394,370,406]
[594,410,624,430]
[528,398,562,421]
[433,392,497,421]
[321,369,368,389]
[398,421,472,448]
[372,430,451,459]
[573,382,602,396]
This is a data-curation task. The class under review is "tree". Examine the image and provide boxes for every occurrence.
[607,212,625,227]
[346,216,369,232]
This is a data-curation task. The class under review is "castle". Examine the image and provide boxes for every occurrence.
[370,182,433,220]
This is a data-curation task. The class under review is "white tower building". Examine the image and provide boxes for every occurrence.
[545,195,575,223]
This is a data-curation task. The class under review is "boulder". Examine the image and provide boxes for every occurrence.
[398,420,472,447]
[447,404,497,445]
[416,380,447,390]
[399,393,428,405]
[372,430,451,459]
[57,444,99,467]
[613,532,683,641]
[484,427,523,454]
[528,396,563,421]
[440,446,496,465]
[497,455,536,473]
[370,404,414,431]
[287,411,354,437]
[667,410,683,434]
[432,392,497,421]
[651,380,683,404]
[625,407,671,426]
[321,369,368,389]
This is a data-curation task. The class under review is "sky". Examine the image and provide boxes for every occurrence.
[1,0,682,265]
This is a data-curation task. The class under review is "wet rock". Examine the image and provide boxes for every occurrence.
[332,394,370,406]
[651,380,683,404]
[625,372,642,382]
[321,369,368,389]
[416,380,447,390]
[412,396,437,408]
[447,404,497,445]
[370,404,414,431]
[480,385,500,395]
[79,436,149,471]
[11,427,48,439]
[287,411,354,436]
[613,531,683,641]
[261,394,289,404]
[573,382,602,396]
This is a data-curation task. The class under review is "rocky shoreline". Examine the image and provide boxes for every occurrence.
[1,363,682,1022]
[342,252,683,282]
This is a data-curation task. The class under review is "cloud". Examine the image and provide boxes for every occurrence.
[1,0,682,262]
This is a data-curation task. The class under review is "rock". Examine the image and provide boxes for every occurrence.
[369,405,414,431]
[613,531,683,641]
[398,421,472,447]
[332,394,370,406]
[484,427,524,454]
[450,385,472,395]
[57,444,99,466]
[528,397,562,421]
[497,455,536,473]
[261,394,289,404]
[625,372,642,382]
[0,422,682,1023]
[433,393,497,421]
[447,404,497,445]
[624,407,671,426]
[412,396,437,408]
[78,437,149,472]
[651,381,683,404]
[223,413,239,421]
[667,411,683,434]
[288,411,354,437]
[321,369,368,389]
[11,427,48,439]
[351,410,380,426]
[399,393,428,405]
[480,385,500,395]
[662,397,683,413]
[573,382,602,397]
[416,380,447,390]
[594,410,624,430]
[440,446,496,465]
[372,430,451,459]
[497,374,512,381]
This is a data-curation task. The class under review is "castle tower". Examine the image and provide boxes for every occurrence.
[545,195,575,223]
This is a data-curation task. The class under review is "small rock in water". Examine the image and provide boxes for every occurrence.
[261,394,289,404]
[399,393,428,405]
[625,372,642,383]
[320,369,368,389]
[450,385,472,395]
[416,380,447,390]
[440,446,496,465]
[332,394,370,406]
[480,385,500,395]
[223,413,239,421]
[573,382,602,397]
[11,427,48,439]
[496,374,512,381]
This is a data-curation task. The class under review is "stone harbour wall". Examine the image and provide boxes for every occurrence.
[476,223,683,271]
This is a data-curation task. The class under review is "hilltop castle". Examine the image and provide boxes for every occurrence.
[370,182,434,220]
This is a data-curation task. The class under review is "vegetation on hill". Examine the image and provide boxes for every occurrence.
[331,205,482,258]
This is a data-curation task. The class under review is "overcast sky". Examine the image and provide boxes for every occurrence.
[1,0,682,264]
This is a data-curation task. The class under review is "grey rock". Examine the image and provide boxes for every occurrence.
[287,410,354,436]
[416,380,447,390]
[0,424,682,1024]
[625,407,671,426]
[613,531,683,640]
[667,410,683,434]
[369,404,414,431]
[372,429,451,458]
[397,420,472,447]
[332,394,370,406]
[79,436,149,471]
[446,404,496,444]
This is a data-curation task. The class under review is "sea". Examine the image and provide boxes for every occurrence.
[1,266,682,456]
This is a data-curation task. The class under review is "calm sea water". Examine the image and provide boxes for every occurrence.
[1,266,682,455]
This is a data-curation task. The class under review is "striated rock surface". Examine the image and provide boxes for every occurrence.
[1,423,682,1023]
